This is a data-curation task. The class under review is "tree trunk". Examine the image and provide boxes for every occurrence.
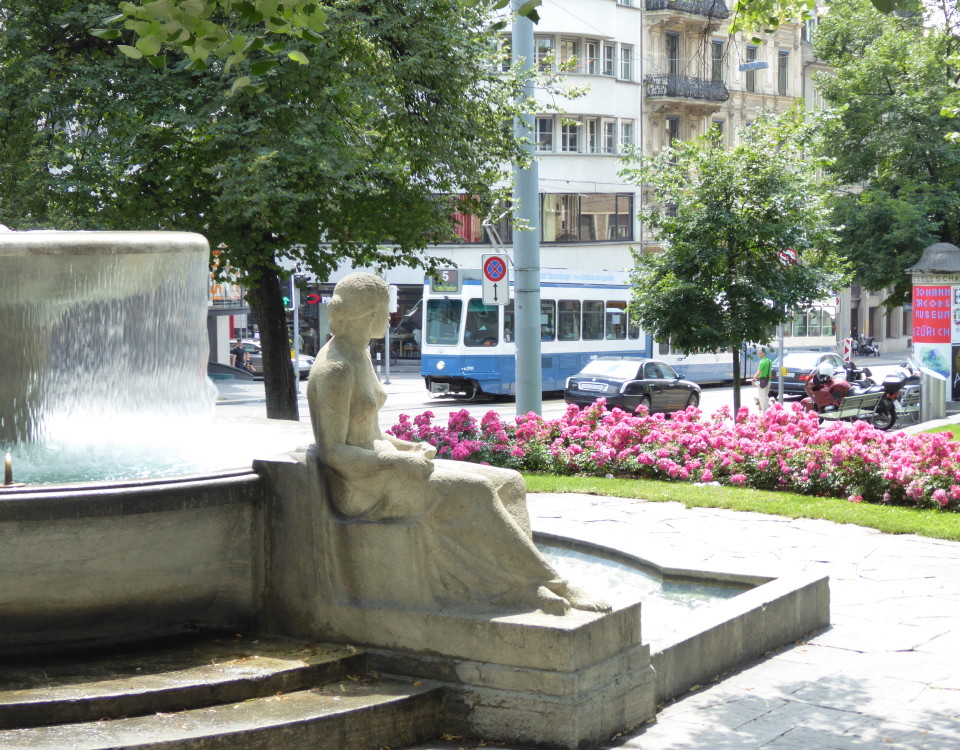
[731,346,742,416]
[247,267,300,421]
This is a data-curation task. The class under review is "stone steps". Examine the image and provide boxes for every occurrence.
[0,634,444,749]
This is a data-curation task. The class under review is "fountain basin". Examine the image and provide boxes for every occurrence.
[539,534,829,704]
[0,468,829,710]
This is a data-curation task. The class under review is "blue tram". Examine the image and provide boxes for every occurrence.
[419,269,736,399]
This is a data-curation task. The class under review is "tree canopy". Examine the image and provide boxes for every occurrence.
[1,0,530,419]
[98,0,541,92]
[813,0,960,305]
[620,108,848,413]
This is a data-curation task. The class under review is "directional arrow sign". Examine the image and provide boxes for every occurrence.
[482,254,510,306]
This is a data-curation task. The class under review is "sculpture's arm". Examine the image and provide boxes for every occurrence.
[380,433,438,459]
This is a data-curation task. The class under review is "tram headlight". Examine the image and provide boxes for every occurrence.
[436,360,446,371]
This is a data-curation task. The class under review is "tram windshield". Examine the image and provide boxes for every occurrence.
[425,298,462,345]
[464,299,499,347]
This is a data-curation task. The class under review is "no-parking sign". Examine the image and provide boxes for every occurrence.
[778,248,798,267]
[482,254,510,306]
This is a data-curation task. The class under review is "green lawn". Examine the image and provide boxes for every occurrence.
[925,424,960,439]
[524,473,960,542]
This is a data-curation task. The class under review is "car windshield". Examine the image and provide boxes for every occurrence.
[777,352,827,370]
[579,359,643,379]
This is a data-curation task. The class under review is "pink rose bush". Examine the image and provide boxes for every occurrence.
[388,400,960,512]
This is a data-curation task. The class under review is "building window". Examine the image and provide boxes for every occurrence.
[586,118,599,153]
[541,193,634,242]
[560,38,580,71]
[711,40,724,82]
[602,43,616,76]
[620,120,634,148]
[585,40,599,74]
[666,116,680,147]
[602,120,617,153]
[745,46,758,92]
[666,33,680,77]
[711,119,725,140]
[541,194,580,241]
[561,119,580,152]
[500,36,512,72]
[536,117,554,151]
[620,45,634,81]
[450,195,514,244]
[778,50,789,96]
[535,36,554,72]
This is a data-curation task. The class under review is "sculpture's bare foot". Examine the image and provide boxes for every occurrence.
[534,585,572,616]
[497,584,571,616]
[547,580,612,614]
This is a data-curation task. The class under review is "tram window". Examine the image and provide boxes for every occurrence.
[605,301,627,339]
[558,299,581,340]
[426,298,463,345]
[541,300,556,341]
[464,299,499,347]
[504,300,515,342]
[627,310,641,339]
[658,339,671,356]
[583,300,604,340]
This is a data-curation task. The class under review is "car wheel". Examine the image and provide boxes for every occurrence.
[686,392,700,408]
[638,394,652,414]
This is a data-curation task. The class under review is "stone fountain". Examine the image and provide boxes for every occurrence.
[0,231,829,750]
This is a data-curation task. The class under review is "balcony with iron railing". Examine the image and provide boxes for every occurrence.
[644,74,730,104]
[645,0,730,19]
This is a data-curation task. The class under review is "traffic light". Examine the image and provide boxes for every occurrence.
[280,273,306,312]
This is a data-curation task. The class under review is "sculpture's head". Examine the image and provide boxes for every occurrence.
[328,273,389,339]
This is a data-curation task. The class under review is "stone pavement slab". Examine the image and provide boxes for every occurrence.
[407,493,959,750]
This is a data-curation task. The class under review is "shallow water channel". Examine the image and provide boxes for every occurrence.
[540,543,744,643]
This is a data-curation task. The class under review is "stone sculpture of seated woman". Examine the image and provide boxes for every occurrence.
[306,272,609,616]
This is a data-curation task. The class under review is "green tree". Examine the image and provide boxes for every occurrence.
[813,0,960,306]
[99,0,541,91]
[620,108,848,414]
[1,0,528,420]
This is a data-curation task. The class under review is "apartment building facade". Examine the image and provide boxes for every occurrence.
[306,0,909,357]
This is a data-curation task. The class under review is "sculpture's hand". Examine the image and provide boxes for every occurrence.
[414,441,437,460]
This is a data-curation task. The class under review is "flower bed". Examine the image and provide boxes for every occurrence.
[388,401,960,512]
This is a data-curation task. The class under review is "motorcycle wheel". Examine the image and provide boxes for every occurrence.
[871,401,896,431]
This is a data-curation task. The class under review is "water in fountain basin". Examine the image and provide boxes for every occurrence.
[540,544,743,643]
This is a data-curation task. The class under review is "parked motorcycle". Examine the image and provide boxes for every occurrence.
[883,361,922,423]
[801,363,897,430]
